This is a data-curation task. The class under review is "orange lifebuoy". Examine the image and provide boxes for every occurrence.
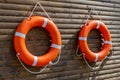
[78,20,112,62]
[14,16,61,67]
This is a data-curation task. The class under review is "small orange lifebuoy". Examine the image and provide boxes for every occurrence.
[14,16,61,67]
[78,20,112,62]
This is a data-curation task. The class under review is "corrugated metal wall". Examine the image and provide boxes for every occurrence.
[0,0,120,80]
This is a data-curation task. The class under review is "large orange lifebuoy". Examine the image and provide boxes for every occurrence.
[78,20,111,62]
[14,16,61,67]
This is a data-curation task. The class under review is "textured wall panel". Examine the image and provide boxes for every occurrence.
[0,0,120,80]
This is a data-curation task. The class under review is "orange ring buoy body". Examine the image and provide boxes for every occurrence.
[14,16,61,67]
[78,20,111,62]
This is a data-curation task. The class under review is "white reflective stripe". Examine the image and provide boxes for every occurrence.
[32,56,38,66]
[42,18,48,28]
[17,53,20,56]
[96,21,100,29]
[79,37,87,40]
[50,44,61,49]
[94,54,99,62]
[104,40,112,44]
[15,32,26,38]
[80,25,84,28]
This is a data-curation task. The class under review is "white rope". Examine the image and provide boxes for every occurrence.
[82,41,113,69]
[83,55,93,69]
[28,2,53,21]
[86,8,102,24]
[49,49,61,65]
[91,8,102,21]
[83,55,105,70]
[28,2,38,20]
[86,8,92,23]
[37,2,53,21]
[106,47,113,59]
[16,54,48,74]
[16,49,62,74]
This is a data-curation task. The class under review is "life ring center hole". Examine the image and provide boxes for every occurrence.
[25,27,51,56]
[87,29,103,53]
